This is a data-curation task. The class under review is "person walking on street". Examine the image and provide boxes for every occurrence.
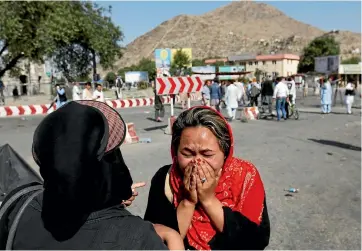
[0,79,5,105]
[234,79,246,106]
[225,81,241,121]
[320,77,332,114]
[153,82,165,122]
[285,77,296,119]
[54,84,67,109]
[220,81,227,108]
[261,78,274,114]
[273,77,289,121]
[303,77,308,97]
[201,80,211,106]
[250,79,261,107]
[345,81,356,114]
[210,78,222,112]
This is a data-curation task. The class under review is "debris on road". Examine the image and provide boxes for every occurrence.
[284,193,293,197]
[284,188,299,193]
[327,152,333,155]
[139,138,152,143]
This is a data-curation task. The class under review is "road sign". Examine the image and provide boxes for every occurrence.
[156,76,203,95]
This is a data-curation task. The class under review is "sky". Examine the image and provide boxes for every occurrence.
[96,1,361,45]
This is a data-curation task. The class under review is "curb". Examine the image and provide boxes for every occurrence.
[0,94,201,118]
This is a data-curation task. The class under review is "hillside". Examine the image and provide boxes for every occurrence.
[114,1,361,69]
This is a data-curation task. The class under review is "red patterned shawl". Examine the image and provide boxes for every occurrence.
[169,106,265,250]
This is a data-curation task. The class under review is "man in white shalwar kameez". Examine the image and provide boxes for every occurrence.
[72,82,81,101]
[234,80,245,106]
[345,82,356,114]
[225,81,241,121]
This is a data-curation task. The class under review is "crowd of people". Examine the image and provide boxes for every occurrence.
[0,101,270,250]
[54,82,105,109]
[199,76,298,121]
[197,75,359,121]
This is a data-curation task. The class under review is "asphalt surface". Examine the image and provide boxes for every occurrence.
[0,91,361,249]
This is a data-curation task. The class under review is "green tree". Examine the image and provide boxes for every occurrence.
[52,44,93,82]
[137,58,156,81]
[170,49,191,76]
[0,1,123,80]
[342,56,361,64]
[297,35,340,73]
[105,72,117,86]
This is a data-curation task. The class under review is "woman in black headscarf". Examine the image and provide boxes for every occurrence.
[0,100,183,250]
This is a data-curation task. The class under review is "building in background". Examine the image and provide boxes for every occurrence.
[204,53,300,78]
[1,60,52,97]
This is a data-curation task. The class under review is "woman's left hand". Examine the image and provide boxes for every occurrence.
[195,160,222,204]
[122,182,146,207]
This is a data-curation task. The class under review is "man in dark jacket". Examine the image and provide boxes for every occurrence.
[261,79,274,114]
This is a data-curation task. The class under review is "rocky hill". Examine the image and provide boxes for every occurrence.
[114,1,361,69]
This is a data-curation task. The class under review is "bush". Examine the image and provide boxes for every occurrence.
[138,81,148,90]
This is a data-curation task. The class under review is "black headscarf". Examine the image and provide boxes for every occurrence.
[32,102,133,241]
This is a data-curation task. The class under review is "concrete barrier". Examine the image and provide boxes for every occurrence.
[0,94,202,118]
[240,107,260,121]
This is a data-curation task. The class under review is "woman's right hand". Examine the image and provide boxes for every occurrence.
[183,163,198,205]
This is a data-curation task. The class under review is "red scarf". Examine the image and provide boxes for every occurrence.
[169,106,265,250]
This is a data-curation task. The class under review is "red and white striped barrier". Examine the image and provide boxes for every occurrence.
[156,76,203,95]
[240,107,260,121]
[0,95,201,118]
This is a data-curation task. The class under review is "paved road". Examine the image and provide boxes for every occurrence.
[0,95,361,249]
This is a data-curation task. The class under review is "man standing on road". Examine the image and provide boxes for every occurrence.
[55,84,67,109]
[261,77,274,114]
[201,80,211,106]
[72,82,81,101]
[285,77,296,119]
[93,84,105,102]
[225,81,241,122]
[210,78,221,112]
[234,79,245,106]
[82,82,93,100]
[303,77,308,97]
[250,79,261,107]
[152,82,165,122]
[0,79,5,105]
[320,77,332,114]
[273,77,289,121]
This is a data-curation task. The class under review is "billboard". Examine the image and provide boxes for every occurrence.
[191,66,216,81]
[314,55,340,74]
[218,66,246,80]
[155,48,172,77]
[171,48,192,68]
[125,71,149,83]
[218,66,245,72]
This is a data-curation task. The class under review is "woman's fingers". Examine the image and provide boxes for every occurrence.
[195,172,202,189]
[132,182,146,190]
[197,163,207,181]
[203,162,215,179]
[190,174,196,190]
